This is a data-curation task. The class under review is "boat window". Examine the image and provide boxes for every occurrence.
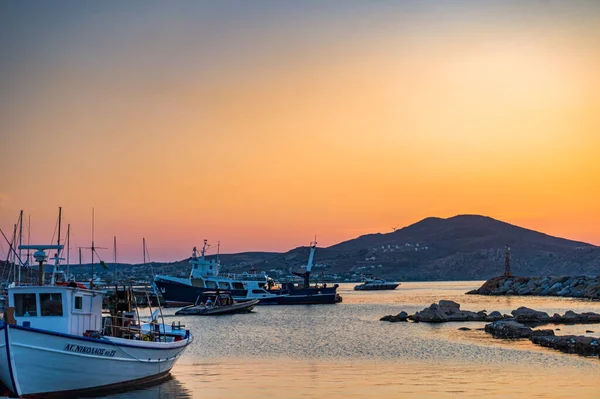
[251,289,267,294]
[191,279,205,288]
[205,280,218,288]
[232,282,244,290]
[40,293,63,316]
[218,282,229,289]
[75,296,83,310]
[258,283,265,288]
[14,293,38,317]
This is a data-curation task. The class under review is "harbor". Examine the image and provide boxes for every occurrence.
[94,281,600,399]
[2,1,600,398]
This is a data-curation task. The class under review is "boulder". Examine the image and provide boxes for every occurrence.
[380,311,408,323]
[511,307,550,323]
[411,304,450,323]
[438,300,461,312]
[486,311,504,322]
[485,320,533,339]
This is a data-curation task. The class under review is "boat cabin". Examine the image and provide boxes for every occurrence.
[5,285,104,336]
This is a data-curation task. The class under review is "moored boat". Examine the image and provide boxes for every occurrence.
[155,240,341,305]
[175,291,259,315]
[354,276,400,291]
[0,237,193,397]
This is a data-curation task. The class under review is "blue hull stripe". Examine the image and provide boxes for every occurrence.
[9,323,190,350]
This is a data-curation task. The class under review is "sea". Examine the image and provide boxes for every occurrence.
[107,282,600,399]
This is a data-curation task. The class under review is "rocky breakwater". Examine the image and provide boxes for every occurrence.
[467,275,600,299]
[485,319,600,359]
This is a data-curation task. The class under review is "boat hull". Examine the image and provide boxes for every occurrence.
[157,279,341,305]
[154,278,248,304]
[354,283,400,291]
[175,299,259,315]
[0,322,192,397]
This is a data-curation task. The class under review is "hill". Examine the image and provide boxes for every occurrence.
[215,215,599,281]
[18,215,599,282]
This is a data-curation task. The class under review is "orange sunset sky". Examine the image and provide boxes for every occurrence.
[1,1,599,263]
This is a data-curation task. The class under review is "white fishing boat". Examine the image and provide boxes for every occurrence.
[0,211,193,397]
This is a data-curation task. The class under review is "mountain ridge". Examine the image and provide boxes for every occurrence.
[38,214,599,282]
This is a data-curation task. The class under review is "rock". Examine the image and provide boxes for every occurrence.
[411,304,450,323]
[517,286,532,295]
[486,311,504,322]
[511,307,550,323]
[410,301,494,323]
[550,282,563,291]
[458,327,471,331]
[556,287,572,296]
[485,320,533,339]
[438,300,461,312]
[586,330,594,333]
[380,311,408,322]
[530,329,555,338]
[530,335,600,357]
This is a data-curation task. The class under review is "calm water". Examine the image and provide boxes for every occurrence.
[108,282,600,399]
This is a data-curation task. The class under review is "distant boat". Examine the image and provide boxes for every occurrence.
[175,291,259,315]
[354,275,400,291]
[154,240,282,304]
[154,240,342,305]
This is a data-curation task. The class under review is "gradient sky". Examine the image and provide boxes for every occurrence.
[1,1,599,263]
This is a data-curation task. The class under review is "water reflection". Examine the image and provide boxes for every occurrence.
[103,375,192,399]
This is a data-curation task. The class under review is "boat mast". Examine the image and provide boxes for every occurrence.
[27,215,31,283]
[90,207,95,289]
[17,210,23,285]
[10,223,16,283]
[51,207,62,285]
[143,238,166,340]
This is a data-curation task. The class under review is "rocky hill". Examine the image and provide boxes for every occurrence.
[186,215,599,281]
[37,215,600,282]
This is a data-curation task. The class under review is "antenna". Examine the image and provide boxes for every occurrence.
[80,207,107,289]
[113,236,117,281]
[91,207,94,289]
[66,224,71,280]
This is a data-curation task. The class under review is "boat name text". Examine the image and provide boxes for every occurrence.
[63,343,116,357]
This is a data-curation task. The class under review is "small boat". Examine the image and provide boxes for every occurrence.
[175,291,259,315]
[354,275,400,291]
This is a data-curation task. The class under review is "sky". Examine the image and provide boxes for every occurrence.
[1,1,599,263]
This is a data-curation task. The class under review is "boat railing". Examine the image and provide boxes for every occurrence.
[100,314,179,342]
[223,273,269,281]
